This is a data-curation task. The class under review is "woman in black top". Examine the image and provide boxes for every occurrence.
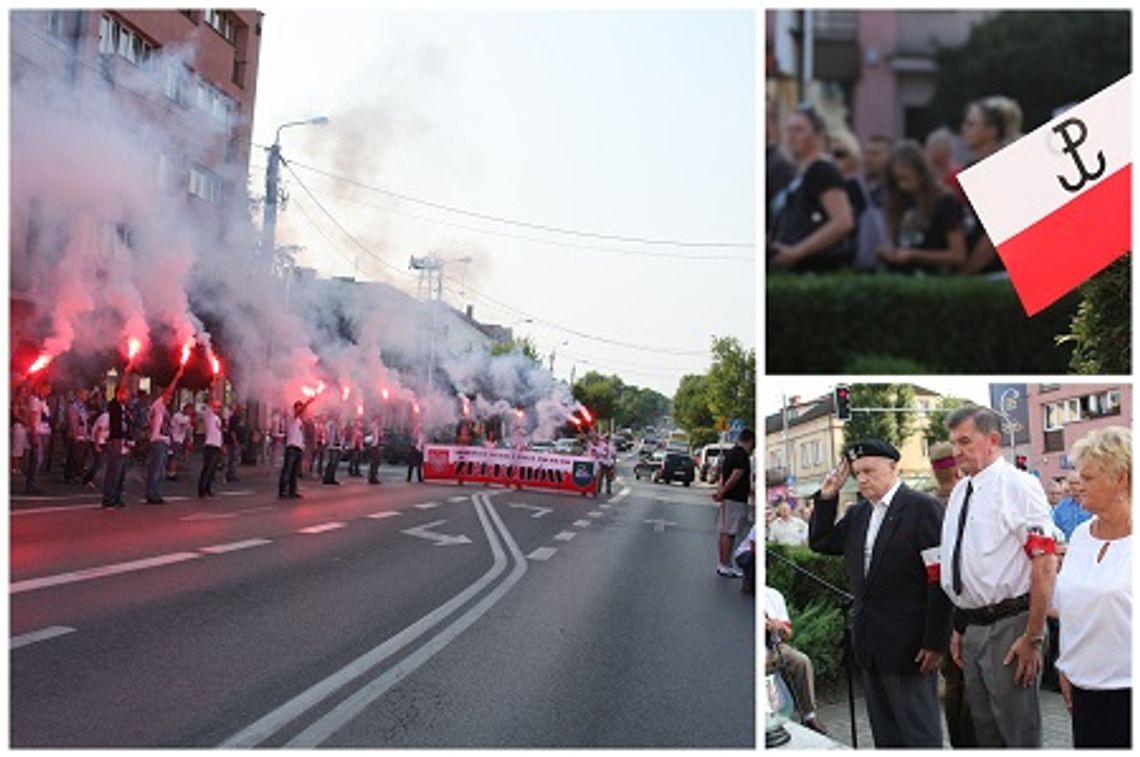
[878,141,967,274]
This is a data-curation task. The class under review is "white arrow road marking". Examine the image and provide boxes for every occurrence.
[200,539,273,555]
[507,503,553,519]
[367,511,401,520]
[11,626,76,650]
[645,519,677,533]
[413,502,441,510]
[572,519,592,528]
[400,519,472,547]
[526,547,558,561]
[298,522,346,535]
[11,552,203,594]
[553,531,577,542]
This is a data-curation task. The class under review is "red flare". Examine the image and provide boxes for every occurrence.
[301,386,316,398]
[381,388,390,401]
[341,384,351,402]
[356,404,364,417]
[580,407,593,423]
[180,338,195,366]
[412,402,420,415]
[27,354,52,375]
[516,409,525,420]
[210,356,221,375]
[569,416,582,427]
[127,337,142,361]
[315,380,326,395]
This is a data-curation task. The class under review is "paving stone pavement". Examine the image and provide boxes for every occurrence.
[810,678,1072,748]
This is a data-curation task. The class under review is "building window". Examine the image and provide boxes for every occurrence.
[98,15,153,66]
[204,9,236,44]
[189,165,224,205]
[1081,390,1122,420]
[1039,383,1061,393]
[196,80,236,126]
[800,443,809,469]
[164,63,190,106]
[180,10,197,22]
[812,441,822,466]
[1044,429,1065,453]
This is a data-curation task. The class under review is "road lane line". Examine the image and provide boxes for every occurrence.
[447,496,468,503]
[587,511,603,518]
[287,493,528,747]
[11,553,203,594]
[526,547,558,561]
[221,495,508,748]
[200,539,273,555]
[412,502,441,510]
[219,490,256,496]
[598,504,611,510]
[11,625,76,650]
[553,531,577,542]
[366,511,401,520]
[11,503,103,516]
[572,519,592,528]
[297,522,347,535]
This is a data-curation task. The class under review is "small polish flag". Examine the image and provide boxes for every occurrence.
[920,546,941,585]
[957,75,1131,316]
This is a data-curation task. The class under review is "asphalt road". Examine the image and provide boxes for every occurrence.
[9,456,755,747]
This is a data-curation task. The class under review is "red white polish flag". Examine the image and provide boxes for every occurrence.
[920,546,941,585]
[957,75,1131,316]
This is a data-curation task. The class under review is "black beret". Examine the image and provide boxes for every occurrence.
[845,438,900,462]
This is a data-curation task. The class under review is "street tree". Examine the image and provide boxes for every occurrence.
[571,371,623,427]
[924,396,970,446]
[673,373,715,436]
[490,336,541,363]
[706,336,755,427]
[842,384,916,450]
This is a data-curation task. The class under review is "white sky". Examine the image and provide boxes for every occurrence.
[249,9,756,398]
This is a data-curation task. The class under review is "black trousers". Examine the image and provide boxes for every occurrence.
[323,448,341,483]
[279,445,302,495]
[199,445,221,496]
[1073,686,1130,748]
[368,446,381,483]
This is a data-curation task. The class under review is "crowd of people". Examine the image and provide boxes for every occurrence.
[765,407,1131,749]
[10,378,427,507]
[766,94,1024,276]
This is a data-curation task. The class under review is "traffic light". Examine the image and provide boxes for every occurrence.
[834,384,851,421]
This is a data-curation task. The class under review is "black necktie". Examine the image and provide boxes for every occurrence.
[952,480,974,595]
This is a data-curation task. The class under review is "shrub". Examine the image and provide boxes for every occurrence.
[765,544,852,685]
[1062,257,1131,374]
[766,273,1080,374]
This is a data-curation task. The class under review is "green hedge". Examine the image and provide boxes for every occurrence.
[765,544,851,684]
[766,273,1080,374]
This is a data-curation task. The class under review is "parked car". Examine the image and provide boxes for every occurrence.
[655,451,695,486]
[698,443,730,482]
[529,440,555,453]
[554,437,584,455]
[634,450,666,480]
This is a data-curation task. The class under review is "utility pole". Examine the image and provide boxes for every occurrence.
[262,116,328,263]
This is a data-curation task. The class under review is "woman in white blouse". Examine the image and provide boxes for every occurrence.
[1054,425,1131,748]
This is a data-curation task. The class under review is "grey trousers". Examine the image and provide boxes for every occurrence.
[961,610,1042,747]
[862,667,942,747]
[766,644,817,718]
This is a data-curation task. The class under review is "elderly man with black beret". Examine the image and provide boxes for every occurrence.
[809,438,953,747]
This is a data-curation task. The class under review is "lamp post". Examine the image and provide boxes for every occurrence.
[262,116,329,262]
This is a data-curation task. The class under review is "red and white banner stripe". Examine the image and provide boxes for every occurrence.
[957,75,1131,315]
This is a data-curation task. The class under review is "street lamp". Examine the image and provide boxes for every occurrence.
[262,115,329,261]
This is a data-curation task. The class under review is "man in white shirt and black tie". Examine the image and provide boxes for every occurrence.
[941,404,1057,747]
[809,438,952,747]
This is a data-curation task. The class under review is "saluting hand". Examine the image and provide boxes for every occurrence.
[819,459,850,500]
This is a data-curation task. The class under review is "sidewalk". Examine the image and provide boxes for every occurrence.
[812,677,1071,748]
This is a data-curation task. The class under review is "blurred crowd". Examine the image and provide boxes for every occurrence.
[767,95,1024,276]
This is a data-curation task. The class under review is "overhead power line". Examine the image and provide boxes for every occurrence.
[281,160,711,359]
[252,145,752,251]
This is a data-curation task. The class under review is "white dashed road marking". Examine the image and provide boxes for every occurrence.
[526,547,558,561]
[572,519,591,528]
[11,552,203,594]
[413,502,441,510]
[447,496,468,503]
[298,522,347,535]
[200,539,273,554]
[367,511,401,520]
[11,503,102,516]
[553,531,577,542]
[11,626,76,650]
[587,511,603,519]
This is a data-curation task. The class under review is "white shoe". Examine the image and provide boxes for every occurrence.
[717,564,742,578]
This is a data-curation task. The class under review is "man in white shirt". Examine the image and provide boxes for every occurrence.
[145,378,179,504]
[322,414,342,485]
[83,406,111,489]
[941,405,1057,747]
[768,499,809,546]
[766,584,828,734]
[168,403,192,480]
[280,397,316,499]
[24,381,52,495]
[197,400,224,498]
[64,388,91,484]
[367,412,384,485]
